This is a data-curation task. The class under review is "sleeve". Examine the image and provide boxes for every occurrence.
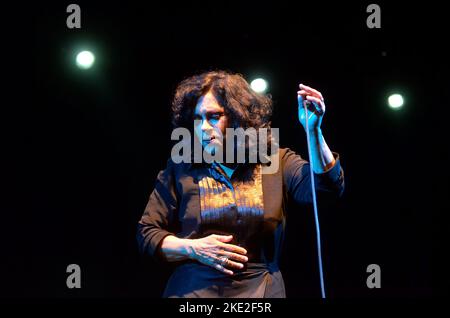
[136,159,179,260]
[282,149,345,206]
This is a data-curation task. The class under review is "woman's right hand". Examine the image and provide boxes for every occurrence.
[188,234,248,275]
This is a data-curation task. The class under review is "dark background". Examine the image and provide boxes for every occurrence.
[3,1,445,300]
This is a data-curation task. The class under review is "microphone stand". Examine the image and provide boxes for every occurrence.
[302,100,326,299]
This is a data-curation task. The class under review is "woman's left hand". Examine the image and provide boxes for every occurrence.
[297,84,326,131]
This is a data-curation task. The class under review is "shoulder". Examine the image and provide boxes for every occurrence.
[278,147,308,167]
[260,147,307,176]
[155,157,187,183]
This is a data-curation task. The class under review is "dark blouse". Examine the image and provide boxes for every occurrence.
[137,148,345,298]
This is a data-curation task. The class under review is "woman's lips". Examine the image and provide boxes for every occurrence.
[203,136,216,143]
[203,137,219,148]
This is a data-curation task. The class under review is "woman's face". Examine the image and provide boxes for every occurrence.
[194,91,228,156]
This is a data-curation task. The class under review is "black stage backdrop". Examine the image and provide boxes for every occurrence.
[3,1,445,302]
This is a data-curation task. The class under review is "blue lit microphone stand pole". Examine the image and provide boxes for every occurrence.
[302,99,326,299]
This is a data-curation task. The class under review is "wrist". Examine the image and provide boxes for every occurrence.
[181,238,196,260]
[307,126,322,136]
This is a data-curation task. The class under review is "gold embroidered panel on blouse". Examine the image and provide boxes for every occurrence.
[198,163,265,236]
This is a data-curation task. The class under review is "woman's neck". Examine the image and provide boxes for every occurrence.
[217,162,237,179]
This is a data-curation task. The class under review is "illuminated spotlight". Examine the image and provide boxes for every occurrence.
[250,78,268,93]
[388,93,404,109]
[76,50,95,69]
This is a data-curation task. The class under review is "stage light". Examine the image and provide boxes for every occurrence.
[388,93,404,109]
[250,78,268,93]
[76,50,95,69]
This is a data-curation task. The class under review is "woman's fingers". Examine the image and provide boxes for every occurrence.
[306,95,325,113]
[299,84,324,101]
[218,250,249,263]
[219,257,245,269]
[299,83,323,99]
[211,253,244,275]
[212,234,234,243]
[214,263,234,275]
[220,242,247,256]
[212,255,245,275]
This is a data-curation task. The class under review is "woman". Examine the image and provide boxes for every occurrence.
[137,70,345,297]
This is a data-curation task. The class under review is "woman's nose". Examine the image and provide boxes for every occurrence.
[201,119,213,131]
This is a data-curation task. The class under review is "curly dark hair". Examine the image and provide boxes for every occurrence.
[171,70,273,131]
